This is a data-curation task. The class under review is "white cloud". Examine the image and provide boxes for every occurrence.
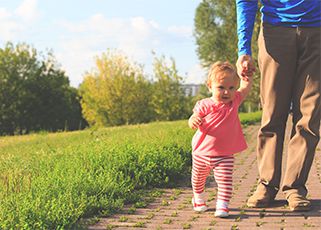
[168,25,192,38]
[131,17,156,36]
[184,63,206,84]
[0,7,11,18]
[15,0,40,22]
[0,1,201,88]
[55,36,102,87]
[56,15,164,86]
[0,0,41,42]
[0,8,21,41]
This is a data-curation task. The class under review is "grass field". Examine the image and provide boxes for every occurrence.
[0,111,261,229]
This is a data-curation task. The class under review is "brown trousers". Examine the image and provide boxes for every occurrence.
[257,23,321,198]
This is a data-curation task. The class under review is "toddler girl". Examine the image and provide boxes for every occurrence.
[188,61,252,217]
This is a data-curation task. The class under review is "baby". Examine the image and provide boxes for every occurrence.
[188,61,252,217]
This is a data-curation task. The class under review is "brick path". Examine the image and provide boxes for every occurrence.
[89,120,321,229]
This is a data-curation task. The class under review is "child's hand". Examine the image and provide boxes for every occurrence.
[242,73,253,83]
[240,68,255,83]
[188,114,203,130]
[236,55,255,81]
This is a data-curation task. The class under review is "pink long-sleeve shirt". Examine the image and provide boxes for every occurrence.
[192,91,247,156]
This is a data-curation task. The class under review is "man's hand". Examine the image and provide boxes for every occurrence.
[188,114,202,130]
[236,55,256,81]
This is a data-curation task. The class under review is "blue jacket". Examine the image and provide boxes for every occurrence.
[236,0,321,56]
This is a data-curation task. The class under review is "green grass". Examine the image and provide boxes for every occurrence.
[0,112,261,228]
[239,110,262,126]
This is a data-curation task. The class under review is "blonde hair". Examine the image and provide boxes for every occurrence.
[207,61,239,88]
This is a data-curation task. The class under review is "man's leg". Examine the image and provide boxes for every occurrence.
[248,23,297,207]
[282,26,321,211]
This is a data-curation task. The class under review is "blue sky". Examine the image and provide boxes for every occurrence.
[0,0,206,87]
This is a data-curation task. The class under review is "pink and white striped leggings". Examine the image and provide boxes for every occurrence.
[192,154,234,203]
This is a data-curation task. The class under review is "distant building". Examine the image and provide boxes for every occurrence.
[180,84,202,97]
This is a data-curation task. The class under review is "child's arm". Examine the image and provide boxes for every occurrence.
[188,113,203,130]
[237,75,253,100]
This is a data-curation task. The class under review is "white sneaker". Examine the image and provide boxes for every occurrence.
[192,198,208,212]
[214,208,229,218]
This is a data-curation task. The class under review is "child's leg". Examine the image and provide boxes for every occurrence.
[213,156,234,217]
[191,154,211,209]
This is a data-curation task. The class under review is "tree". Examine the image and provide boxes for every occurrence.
[151,55,190,121]
[194,0,261,111]
[79,51,194,127]
[0,42,85,135]
[79,50,153,127]
[194,0,238,66]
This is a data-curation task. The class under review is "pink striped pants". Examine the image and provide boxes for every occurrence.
[192,154,234,203]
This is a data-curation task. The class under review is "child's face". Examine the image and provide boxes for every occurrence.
[209,73,238,104]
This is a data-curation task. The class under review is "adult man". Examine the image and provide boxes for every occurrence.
[236,0,321,211]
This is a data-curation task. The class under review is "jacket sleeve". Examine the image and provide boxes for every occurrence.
[236,0,258,56]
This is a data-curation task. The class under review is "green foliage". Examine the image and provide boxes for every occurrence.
[194,0,238,66]
[239,111,262,126]
[0,42,86,135]
[194,0,262,111]
[0,113,260,228]
[79,50,153,127]
[151,55,191,121]
[79,51,192,127]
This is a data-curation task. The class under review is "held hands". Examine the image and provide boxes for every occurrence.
[236,54,255,81]
[188,114,202,130]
